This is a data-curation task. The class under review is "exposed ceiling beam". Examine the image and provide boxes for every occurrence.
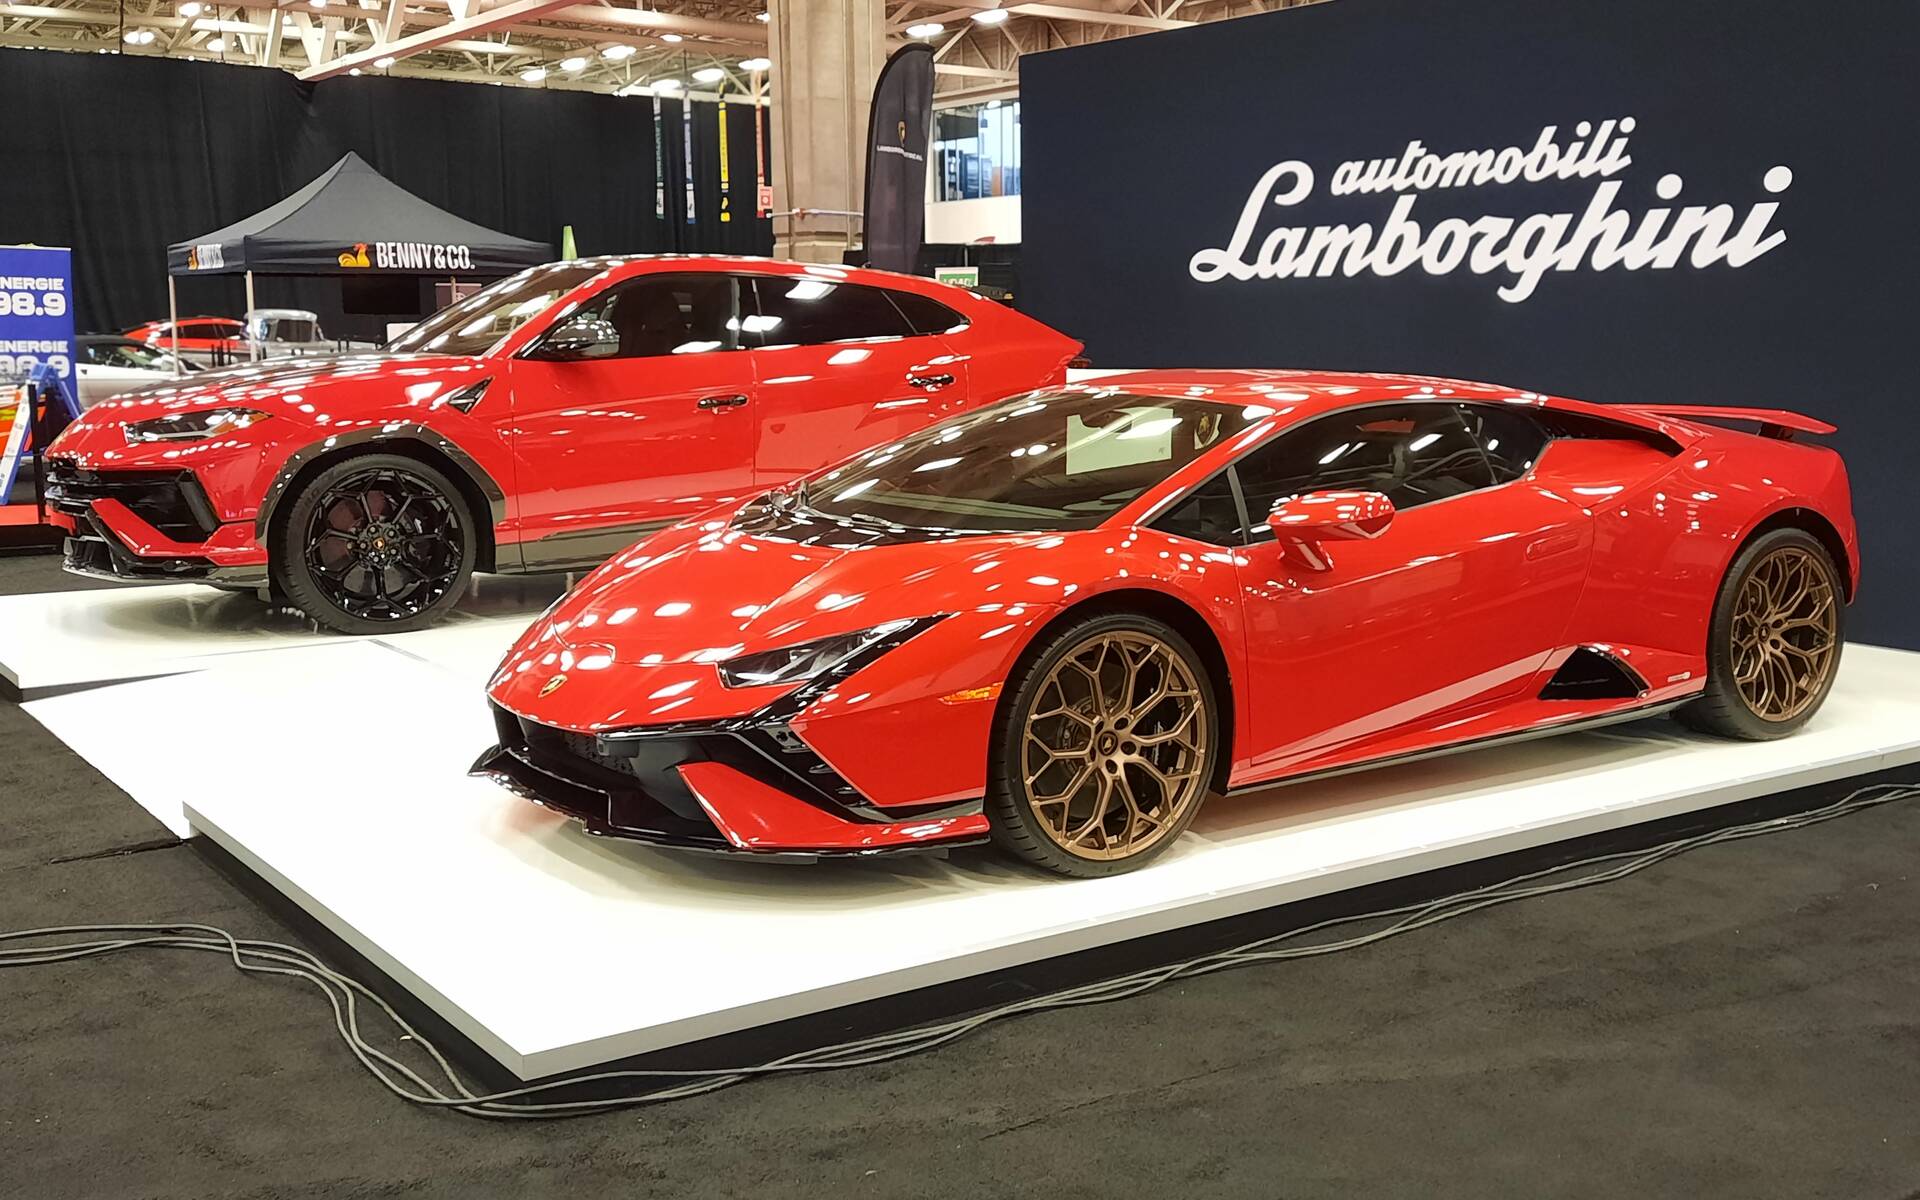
[297,0,577,78]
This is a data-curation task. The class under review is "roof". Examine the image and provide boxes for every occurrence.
[167,152,550,277]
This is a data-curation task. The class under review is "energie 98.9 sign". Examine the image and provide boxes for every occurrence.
[0,244,76,389]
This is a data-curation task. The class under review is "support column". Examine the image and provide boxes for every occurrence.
[767,0,887,263]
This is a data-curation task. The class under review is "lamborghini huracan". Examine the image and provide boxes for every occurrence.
[44,257,1079,634]
[473,370,1857,875]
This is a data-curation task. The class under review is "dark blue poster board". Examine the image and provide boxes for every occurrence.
[1022,0,1920,647]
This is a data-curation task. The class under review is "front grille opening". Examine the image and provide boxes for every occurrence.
[46,462,219,543]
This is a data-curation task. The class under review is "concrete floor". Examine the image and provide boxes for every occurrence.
[3,549,1918,1199]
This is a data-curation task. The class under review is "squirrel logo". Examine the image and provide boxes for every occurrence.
[338,242,371,268]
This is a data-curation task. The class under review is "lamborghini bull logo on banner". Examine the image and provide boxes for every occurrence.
[340,242,476,270]
[1188,117,1793,303]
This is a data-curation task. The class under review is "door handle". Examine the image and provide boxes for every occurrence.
[697,394,749,411]
[907,373,955,391]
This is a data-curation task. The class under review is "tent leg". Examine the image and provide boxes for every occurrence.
[168,276,180,378]
[244,270,259,361]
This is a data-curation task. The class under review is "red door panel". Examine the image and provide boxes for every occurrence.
[748,337,971,485]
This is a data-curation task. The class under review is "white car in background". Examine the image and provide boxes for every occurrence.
[73,336,200,407]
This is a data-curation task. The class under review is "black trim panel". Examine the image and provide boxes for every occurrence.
[511,519,674,573]
[252,423,509,540]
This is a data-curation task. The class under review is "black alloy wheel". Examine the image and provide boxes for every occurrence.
[274,453,476,635]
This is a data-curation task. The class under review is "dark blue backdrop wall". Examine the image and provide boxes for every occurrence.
[1022,0,1918,648]
[1,48,772,339]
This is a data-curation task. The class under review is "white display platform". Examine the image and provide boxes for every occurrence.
[31,623,1920,1078]
[0,574,567,695]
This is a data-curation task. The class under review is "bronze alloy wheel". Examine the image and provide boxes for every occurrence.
[1730,543,1840,723]
[1020,629,1213,862]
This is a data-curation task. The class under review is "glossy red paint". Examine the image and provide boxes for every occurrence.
[48,258,1080,590]
[125,317,246,357]
[481,368,1861,860]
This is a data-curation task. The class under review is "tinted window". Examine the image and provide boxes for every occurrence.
[887,289,969,336]
[740,276,914,346]
[186,322,237,340]
[1234,403,1494,537]
[1456,403,1551,483]
[554,273,736,359]
[1153,473,1241,545]
[389,262,604,356]
[800,389,1252,533]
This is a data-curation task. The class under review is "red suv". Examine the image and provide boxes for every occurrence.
[48,257,1081,633]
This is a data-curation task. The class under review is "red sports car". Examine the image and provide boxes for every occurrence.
[474,370,1857,875]
[125,317,248,364]
[47,257,1080,632]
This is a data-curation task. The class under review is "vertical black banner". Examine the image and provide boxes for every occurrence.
[862,43,935,273]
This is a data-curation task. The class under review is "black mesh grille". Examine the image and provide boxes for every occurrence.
[46,458,218,543]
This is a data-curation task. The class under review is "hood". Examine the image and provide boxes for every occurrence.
[59,352,490,426]
[488,513,1084,729]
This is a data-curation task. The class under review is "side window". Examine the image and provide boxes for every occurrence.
[740,276,915,347]
[887,289,970,336]
[1456,403,1551,483]
[1153,472,1242,546]
[563,273,737,359]
[1234,403,1494,538]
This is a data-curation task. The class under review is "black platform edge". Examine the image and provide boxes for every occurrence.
[194,763,1920,1107]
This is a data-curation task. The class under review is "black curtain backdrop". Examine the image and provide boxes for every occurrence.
[1022,0,1920,648]
[1,48,772,339]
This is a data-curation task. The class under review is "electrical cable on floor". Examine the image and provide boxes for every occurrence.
[4,780,1916,1119]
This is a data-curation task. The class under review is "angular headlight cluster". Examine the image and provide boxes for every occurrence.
[124,407,271,445]
[717,617,939,689]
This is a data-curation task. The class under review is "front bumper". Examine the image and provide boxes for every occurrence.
[46,458,270,588]
[472,703,990,861]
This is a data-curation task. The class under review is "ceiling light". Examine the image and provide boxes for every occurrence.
[738,56,770,71]
[651,77,684,91]
[559,55,588,71]
[601,42,635,59]
[691,66,725,83]
[906,21,944,37]
[519,66,548,82]
[970,7,1009,22]
[179,1,202,15]
[348,67,362,75]
[660,32,682,42]
[122,28,156,44]
[206,35,226,51]
[755,11,769,21]
[374,55,395,68]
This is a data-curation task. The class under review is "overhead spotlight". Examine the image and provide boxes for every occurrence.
[179,1,202,16]
[206,35,227,51]
[601,42,636,60]
[738,56,770,71]
[970,7,1009,23]
[122,27,157,44]
[310,0,328,7]
[348,67,362,75]
[906,21,944,37]
[558,55,588,71]
[520,66,548,82]
[660,32,682,42]
[691,66,725,83]
[374,54,395,68]
[755,11,769,21]
[651,77,684,91]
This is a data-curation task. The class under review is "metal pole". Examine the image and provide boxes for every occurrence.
[244,270,258,361]
[167,275,181,378]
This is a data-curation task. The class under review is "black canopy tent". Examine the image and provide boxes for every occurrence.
[163,151,551,361]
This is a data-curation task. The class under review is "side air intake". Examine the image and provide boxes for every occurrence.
[1540,647,1648,701]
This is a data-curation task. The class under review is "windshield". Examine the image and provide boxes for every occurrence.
[800,388,1258,533]
[387,263,604,357]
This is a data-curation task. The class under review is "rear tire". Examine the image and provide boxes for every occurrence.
[1678,527,1844,740]
[986,612,1219,877]
[271,453,476,635]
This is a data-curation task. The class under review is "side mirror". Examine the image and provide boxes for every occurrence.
[531,315,620,361]
[1266,490,1394,570]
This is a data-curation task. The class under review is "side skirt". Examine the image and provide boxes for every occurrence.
[1226,695,1696,798]
[506,519,675,574]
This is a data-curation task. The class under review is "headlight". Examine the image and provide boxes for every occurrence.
[124,407,271,445]
[717,617,941,688]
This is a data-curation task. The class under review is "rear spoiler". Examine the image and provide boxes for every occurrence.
[1630,405,1836,441]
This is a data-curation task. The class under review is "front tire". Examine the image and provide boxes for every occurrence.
[272,453,476,635]
[1679,527,1844,740]
[987,612,1219,877]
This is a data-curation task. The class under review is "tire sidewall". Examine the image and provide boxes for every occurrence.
[272,452,477,635]
[1698,527,1846,739]
[988,610,1219,877]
